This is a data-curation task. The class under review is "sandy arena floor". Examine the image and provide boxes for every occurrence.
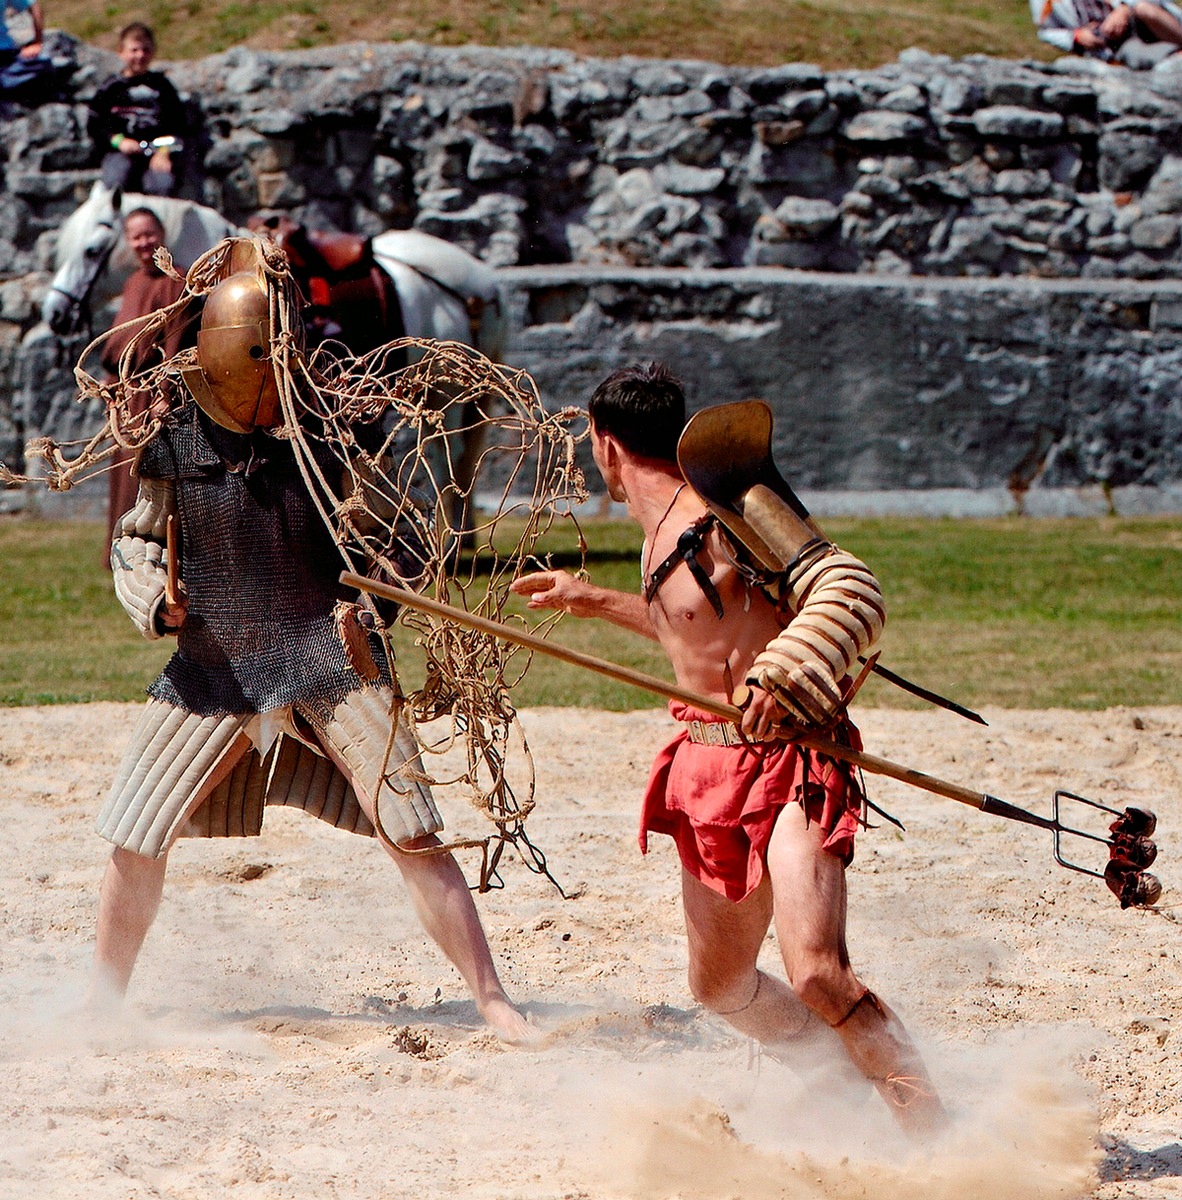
[1,702,1179,1199]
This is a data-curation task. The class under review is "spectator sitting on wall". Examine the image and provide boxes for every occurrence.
[0,0,61,103]
[88,22,185,196]
[1032,0,1182,64]
[0,0,42,68]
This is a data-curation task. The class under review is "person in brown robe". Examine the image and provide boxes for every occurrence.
[101,207,187,553]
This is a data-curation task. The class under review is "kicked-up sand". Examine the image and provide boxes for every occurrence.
[1,701,1179,1199]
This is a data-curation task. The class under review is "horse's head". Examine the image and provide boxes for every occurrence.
[42,184,126,335]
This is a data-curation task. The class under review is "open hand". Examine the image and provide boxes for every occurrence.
[510,569,594,616]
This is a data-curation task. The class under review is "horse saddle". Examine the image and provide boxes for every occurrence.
[291,228,369,275]
[277,224,406,357]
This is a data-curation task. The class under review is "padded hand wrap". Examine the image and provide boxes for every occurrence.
[110,477,176,640]
[747,546,885,728]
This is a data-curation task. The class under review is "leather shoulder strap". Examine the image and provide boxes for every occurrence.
[643,513,724,619]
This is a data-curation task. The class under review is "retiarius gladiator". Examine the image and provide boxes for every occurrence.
[512,363,947,1133]
[95,239,532,1043]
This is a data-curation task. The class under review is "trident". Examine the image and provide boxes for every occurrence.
[341,572,1163,911]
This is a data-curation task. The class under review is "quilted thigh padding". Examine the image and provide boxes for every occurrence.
[299,688,442,846]
[96,701,253,858]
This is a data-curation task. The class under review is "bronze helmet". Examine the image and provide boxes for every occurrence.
[180,242,282,433]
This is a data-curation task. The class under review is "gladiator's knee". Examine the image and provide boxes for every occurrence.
[791,962,864,1027]
[688,966,761,1016]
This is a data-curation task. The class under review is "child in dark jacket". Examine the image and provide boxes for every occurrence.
[89,22,185,196]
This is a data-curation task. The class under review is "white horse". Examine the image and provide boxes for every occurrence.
[42,183,242,335]
[43,182,508,360]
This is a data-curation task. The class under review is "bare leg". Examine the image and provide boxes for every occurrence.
[318,731,534,1045]
[90,846,169,1004]
[682,868,828,1048]
[386,835,537,1044]
[767,803,946,1135]
[90,730,252,1005]
[1134,1,1182,44]
[681,866,863,1100]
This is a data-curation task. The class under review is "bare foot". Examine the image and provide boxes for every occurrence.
[83,970,126,1016]
[479,996,545,1046]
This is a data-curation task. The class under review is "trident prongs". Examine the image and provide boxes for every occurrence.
[1051,791,1162,909]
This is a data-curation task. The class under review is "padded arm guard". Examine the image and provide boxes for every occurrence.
[110,476,176,640]
[746,546,886,727]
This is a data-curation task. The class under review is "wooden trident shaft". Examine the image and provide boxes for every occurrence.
[338,571,1042,827]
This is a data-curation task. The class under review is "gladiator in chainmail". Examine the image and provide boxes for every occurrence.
[99,240,439,858]
[14,233,587,891]
[74,234,588,1036]
[134,404,394,716]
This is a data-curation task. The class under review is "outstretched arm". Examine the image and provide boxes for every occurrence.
[510,569,657,640]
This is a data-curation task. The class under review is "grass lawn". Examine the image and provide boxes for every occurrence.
[3,515,1179,711]
[51,0,1054,70]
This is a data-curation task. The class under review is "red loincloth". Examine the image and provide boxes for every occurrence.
[639,702,866,902]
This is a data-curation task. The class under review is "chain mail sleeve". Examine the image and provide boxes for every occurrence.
[745,545,886,728]
[110,476,177,640]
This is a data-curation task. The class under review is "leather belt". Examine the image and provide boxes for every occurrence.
[685,720,745,747]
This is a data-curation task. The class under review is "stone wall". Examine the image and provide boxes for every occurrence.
[6,38,1182,511]
[8,37,1182,276]
[501,266,1182,515]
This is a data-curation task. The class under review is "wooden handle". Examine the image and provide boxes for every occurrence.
[165,514,179,608]
[339,571,1003,816]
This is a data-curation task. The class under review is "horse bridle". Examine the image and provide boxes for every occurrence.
[48,211,121,336]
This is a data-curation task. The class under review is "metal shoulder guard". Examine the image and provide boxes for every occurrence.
[677,399,886,725]
[747,546,885,727]
[110,476,176,640]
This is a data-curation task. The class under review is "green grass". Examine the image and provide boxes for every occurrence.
[48,0,1055,70]
[3,515,1180,711]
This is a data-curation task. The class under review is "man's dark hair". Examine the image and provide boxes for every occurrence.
[118,21,157,48]
[124,206,164,231]
[587,362,686,463]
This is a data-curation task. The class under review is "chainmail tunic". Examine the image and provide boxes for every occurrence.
[138,399,392,716]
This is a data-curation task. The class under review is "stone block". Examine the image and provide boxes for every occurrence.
[247,107,300,136]
[994,168,1053,198]
[972,106,1064,139]
[1129,215,1179,250]
[879,83,927,113]
[1099,131,1163,191]
[747,141,836,188]
[771,195,840,236]
[468,138,529,182]
[256,171,300,209]
[652,162,726,196]
[754,119,805,147]
[746,64,825,103]
[5,170,90,200]
[842,110,927,143]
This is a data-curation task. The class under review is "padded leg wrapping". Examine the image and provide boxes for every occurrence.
[97,701,252,858]
[303,687,442,846]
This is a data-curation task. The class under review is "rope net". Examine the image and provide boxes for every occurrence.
[13,236,590,891]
